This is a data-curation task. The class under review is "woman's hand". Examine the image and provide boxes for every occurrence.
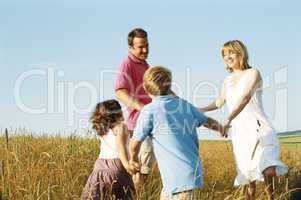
[222,119,231,137]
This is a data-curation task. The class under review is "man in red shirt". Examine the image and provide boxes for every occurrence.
[115,28,154,184]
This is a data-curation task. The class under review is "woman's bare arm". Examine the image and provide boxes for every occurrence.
[199,80,226,112]
[226,69,261,122]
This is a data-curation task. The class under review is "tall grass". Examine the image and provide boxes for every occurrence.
[0,129,300,200]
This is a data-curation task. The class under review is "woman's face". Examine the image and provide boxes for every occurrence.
[222,48,241,71]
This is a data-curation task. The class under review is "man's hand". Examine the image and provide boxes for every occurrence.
[116,89,144,111]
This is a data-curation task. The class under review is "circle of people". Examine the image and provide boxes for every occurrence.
[81,28,288,200]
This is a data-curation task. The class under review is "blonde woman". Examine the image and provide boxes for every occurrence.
[200,40,287,200]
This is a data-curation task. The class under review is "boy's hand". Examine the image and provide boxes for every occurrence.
[198,107,207,113]
[203,117,229,137]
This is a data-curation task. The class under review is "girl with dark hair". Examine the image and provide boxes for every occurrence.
[81,100,138,200]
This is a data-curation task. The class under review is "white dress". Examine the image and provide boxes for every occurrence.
[224,71,288,186]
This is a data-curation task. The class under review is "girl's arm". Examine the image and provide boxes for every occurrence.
[114,123,139,174]
[199,80,226,112]
[226,69,261,123]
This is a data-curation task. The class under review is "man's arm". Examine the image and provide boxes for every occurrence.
[116,89,144,111]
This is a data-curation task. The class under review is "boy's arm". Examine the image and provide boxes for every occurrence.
[190,102,228,137]
[129,140,142,165]
[129,107,153,170]
[203,117,228,137]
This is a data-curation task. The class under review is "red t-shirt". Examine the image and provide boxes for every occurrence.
[115,53,152,130]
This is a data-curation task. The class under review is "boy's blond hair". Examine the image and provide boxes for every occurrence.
[143,66,172,96]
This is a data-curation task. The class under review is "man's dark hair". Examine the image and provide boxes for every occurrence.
[128,28,148,46]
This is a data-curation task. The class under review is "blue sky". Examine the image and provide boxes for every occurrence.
[0,0,300,138]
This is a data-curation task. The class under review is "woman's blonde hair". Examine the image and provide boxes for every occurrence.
[143,66,172,96]
[221,40,251,73]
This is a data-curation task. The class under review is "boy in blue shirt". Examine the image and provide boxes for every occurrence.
[129,66,227,199]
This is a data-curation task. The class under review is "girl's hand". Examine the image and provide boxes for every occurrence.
[125,160,140,175]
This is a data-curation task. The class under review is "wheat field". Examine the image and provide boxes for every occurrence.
[1,128,301,200]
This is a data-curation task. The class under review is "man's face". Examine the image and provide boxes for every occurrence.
[129,37,149,61]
